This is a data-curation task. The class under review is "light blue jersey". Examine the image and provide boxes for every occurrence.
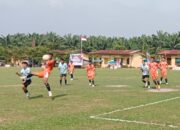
[21,67,31,80]
[141,64,149,76]
[58,62,68,74]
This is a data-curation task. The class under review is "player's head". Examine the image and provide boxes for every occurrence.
[161,57,165,61]
[150,57,155,62]
[61,58,64,64]
[21,61,28,68]
[89,59,92,65]
[70,61,73,64]
[47,53,53,60]
[142,59,147,64]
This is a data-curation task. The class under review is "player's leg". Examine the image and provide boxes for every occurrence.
[144,76,149,87]
[164,70,168,84]
[70,73,74,80]
[23,80,31,98]
[142,76,146,84]
[43,73,52,97]
[64,74,67,85]
[88,77,92,86]
[60,74,63,85]
[92,78,95,87]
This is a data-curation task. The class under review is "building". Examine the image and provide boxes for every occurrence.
[89,50,143,68]
[158,50,180,68]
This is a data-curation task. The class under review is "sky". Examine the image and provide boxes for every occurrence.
[0,0,180,37]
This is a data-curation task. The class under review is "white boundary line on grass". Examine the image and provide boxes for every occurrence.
[90,96,180,128]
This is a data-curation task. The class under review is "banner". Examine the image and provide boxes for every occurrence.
[69,54,83,66]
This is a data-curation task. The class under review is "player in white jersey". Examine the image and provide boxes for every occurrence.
[16,61,32,98]
[140,59,150,88]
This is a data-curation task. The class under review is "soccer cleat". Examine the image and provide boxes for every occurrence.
[48,91,52,97]
[148,86,151,89]
[145,82,148,87]
[89,83,92,86]
[71,78,73,81]
[166,83,169,85]
[157,85,161,90]
[25,93,30,99]
[159,81,162,85]
[92,85,95,87]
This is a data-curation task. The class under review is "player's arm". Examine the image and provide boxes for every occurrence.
[16,72,21,77]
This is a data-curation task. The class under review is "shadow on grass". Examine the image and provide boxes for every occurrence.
[52,94,67,100]
[30,95,43,100]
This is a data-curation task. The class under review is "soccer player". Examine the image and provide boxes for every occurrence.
[58,59,68,85]
[68,61,75,80]
[159,57,168,85]
[149,57,161,90]
[86,60,95,87]
[30,53,55,98]
[140,59,150,88]
[16,61,32,98]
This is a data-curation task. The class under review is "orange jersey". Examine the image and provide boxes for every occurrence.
[159,61,168,70]
[68,63,75,74]
[148,62,159,80]
[44,60,55,73]
[86,64,95,79]
[34,60,55,79]
[159,61,168,77]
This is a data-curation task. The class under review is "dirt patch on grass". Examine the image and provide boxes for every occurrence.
[0,118,6,123]
[148,88,179,93]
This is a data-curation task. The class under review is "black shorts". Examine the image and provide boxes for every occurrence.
[60,74,67,77]
[142,75,149,79]
[23,80,32,87]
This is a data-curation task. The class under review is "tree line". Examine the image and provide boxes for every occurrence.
[0,31,180,63]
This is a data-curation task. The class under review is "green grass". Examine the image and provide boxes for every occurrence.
[0,67,180,130]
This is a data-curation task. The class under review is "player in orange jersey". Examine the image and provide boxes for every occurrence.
[159,57,168,85]
[148,57,161,90]
[68,61,75,81]
[86,60,95,87]
[30,53,55,98]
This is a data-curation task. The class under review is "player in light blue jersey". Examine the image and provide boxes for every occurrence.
[16,61,32,98]
[58,59,68,85]
[140,59,150,88]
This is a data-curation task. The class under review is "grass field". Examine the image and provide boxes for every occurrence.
[0,67,180,130]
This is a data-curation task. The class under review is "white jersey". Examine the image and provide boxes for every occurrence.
[141,64,149,76]
[58,62,68,74]
[20,67,31,80]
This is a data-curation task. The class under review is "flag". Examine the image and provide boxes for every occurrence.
[80,36,87,41]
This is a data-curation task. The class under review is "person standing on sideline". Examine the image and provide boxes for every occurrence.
[86,60,95,87]
[159,57,168,85]
[140,59,150,89]
[58,59,68,86]
[68,61,75,80]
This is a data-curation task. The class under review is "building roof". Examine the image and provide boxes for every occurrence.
[89,50,141,55]
[158,50,180,55]
[52,50,69,55]
[52,50,88,55]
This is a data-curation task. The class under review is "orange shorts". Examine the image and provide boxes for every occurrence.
[161,69,167,77]
[35,71,50,78]
[87,73,95,80]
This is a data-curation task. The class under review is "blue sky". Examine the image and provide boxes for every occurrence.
[0,0,180,37]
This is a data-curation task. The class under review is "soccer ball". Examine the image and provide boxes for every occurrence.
[42,54,50,61]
